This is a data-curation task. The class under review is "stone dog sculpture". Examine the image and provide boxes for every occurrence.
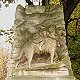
[14,23,57,68]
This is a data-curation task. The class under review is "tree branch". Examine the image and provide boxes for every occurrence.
[68,18,80,22]
[42,0,50,6]
[63,0,80,22]
[26,0,33,5]
[67,33,77,41]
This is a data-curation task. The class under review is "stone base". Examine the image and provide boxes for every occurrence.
[7,75,75,80]
[12,67,69,76]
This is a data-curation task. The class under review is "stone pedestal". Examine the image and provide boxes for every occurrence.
[7,67,75,80]
[7,76,75,80]
[7,4,75,80]
[6,67,75,80]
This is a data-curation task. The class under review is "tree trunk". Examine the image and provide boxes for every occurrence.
[62,0,80,44]
[42,0,49,6]
[63,0,80,22]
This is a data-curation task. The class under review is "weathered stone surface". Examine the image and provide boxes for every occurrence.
[6,4,75,80]
[7,76,75,80]
[12,67,69,76]
[25,5,45,14]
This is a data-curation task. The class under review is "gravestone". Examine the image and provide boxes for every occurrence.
[6,4,75,80]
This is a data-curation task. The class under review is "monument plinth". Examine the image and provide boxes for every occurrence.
[6,4,75,80]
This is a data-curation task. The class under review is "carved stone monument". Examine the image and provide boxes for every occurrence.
[6,4,75,80]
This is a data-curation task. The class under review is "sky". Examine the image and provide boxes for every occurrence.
[0,0,40,30]
[0,0,39,50]
[0,0,26,50]
[0,0,26,30]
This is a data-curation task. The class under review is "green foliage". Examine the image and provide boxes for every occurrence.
[68,20,77,36]
[68,3,80,35]
[0,0,15,8]
[0,28,13,44]
[50,0,60,5]
[68,34,80,54]
[68,3,80,80]
[68,34,80,79]
[71,3,80,18]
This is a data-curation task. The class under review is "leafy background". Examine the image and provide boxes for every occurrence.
[68,3,80,79]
